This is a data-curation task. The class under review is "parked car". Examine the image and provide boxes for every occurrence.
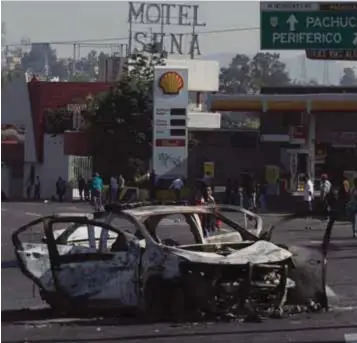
[12,203,333,321]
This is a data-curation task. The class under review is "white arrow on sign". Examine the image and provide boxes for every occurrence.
[286,14,298,32]
[353,33,357,46]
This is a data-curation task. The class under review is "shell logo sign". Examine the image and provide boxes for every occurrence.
[159,71,184,95]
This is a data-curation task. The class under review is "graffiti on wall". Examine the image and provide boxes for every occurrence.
[158,152,182,169]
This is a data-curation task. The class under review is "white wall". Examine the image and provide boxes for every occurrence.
[165,59,219,92]
[35,135,70,199]
[187,112,221,129]
[1,71,36,163]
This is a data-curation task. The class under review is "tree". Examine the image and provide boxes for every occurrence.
[219,52,291,94]
[219,54,250,94]
[87,52,166,179]
[21,43,61,77]
[340,67,357,86]
[219,52,291,129]
[249,52,291,92]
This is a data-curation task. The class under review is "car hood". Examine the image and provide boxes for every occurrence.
[169,240,292,265]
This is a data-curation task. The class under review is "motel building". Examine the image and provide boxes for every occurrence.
[208,86,357,194]
[1,60,221,200]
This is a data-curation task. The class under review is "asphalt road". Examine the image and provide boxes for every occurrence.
[2,201,357,343]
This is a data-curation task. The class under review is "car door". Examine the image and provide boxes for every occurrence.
[12,216,56,293]
[45,215,142,310]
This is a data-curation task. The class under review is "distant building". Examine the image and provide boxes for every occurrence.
[98,56,126,82]
[1,74,113,199]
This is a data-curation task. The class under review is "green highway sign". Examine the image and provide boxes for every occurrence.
[260,2,357,50]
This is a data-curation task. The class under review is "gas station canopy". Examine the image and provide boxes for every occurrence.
[208,93,357,113]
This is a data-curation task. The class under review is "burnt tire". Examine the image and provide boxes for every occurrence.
[39,290,71,315]
[144,276,168,322]
[168,284,187,322]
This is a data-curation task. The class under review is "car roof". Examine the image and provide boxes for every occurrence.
[54,212,94,219]
[121,205,212,218]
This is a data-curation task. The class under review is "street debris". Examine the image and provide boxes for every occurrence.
[12,203,333,323]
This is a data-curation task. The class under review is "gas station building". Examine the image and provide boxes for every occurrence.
[207,86,357,192]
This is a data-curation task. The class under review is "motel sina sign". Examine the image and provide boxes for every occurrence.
[260,2,357,50]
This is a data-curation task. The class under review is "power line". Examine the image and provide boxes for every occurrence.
[5,26,260,47]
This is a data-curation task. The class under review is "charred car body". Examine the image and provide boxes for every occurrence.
[12,203,333,321]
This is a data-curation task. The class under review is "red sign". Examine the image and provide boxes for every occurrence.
[155,139,185,147]
[290,125,306,139]
[306,49,357,61]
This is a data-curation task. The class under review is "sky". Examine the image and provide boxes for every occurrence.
[1,0,356,74]
[2,1,297,58]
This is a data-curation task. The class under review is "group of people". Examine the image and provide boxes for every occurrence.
[224,176,268,212]
[304,174,357,237]
[76,173,125,211]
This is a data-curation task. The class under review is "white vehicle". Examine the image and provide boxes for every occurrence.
[12,203,333,321]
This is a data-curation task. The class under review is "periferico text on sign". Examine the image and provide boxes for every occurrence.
[260,2,357,50]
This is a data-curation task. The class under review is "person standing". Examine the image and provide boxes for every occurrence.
[117,174,125,202]
[200,186,216,237]
[110,176,118,203]
[91,173,104,211]
[224,178,232,205]
[245,174,257,211]
[258,179,268,212]
[56,177,66,202]
[339,176,350,218]
[169,177,184,201]
[320,174,331,216]
[77,175,85,201]
[84,179,90,201]
[346,191,357,239]
[303,174,314,230]
[34,176,41,201]
[149,170,157,201]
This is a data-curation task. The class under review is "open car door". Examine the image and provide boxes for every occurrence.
[204,205,261,244]
[12,216,56,293]
[44,214,143,311]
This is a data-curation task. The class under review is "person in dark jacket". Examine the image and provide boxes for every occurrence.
[245,174,257,210]
[201,186,216,237]
[78,175,85,200]
[84,179,90,201]
[56,177,66,202]
[149,170,156,201]
[225,178,232,205]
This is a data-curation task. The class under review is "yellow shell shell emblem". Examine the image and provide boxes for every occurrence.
[159,71,184,95]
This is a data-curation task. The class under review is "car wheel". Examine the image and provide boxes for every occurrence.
[144,276,167,322]
[40,290,70,314]
[169,284,187,322]
[1,190,8,201]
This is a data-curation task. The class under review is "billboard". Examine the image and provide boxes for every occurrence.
[128,2,206,56]
[153,66,189,178]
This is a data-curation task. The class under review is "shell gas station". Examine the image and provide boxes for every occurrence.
[208,92,357,194]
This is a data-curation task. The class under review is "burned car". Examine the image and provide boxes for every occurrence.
[12,203,333,321]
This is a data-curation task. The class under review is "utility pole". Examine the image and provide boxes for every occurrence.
[160,3,165,53]
[190,23,196,60]
[128,11,133,57]
[72,43,76,77]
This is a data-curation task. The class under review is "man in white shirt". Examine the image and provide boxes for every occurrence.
[303,174,314,230]
[169,177,184,201]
